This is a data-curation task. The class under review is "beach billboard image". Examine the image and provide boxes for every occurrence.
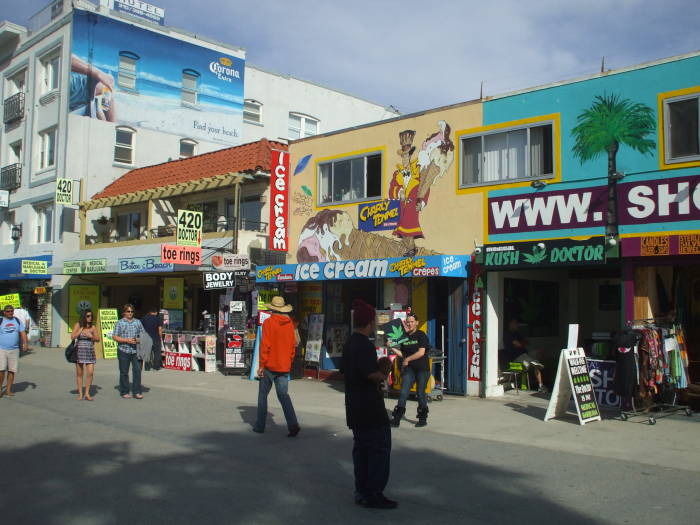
[71,9,244,145]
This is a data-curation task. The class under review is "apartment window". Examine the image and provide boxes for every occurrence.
[227,196,262,230]
[460,122,553,187]
[118,51,139,91]
[180,139,197,159]
[318,152,382,205]
[114,127,135,164]
[35,203,54,243]
[116,212,141,240]
[41,51,60,93]
[181,69,199,105]
[289,113,319,139]
[7,69,27,96]
[38,128,57,170]
[188,201,219,232]
[244,99,262,124]
[9,141,22,164]
[664,94,700,163]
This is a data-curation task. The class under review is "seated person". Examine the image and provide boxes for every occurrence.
[503,318,547,393]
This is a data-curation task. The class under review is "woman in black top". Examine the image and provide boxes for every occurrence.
[390,313,431,428]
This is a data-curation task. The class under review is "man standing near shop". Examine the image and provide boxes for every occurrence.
[253,296,300,437]
[0,305,27,398]
[112,304,144,399]
[140,307,163,371]
[341,299,397,509]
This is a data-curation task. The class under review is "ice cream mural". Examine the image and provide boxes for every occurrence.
[295,121,455,261]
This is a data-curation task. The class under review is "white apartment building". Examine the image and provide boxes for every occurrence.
[0,0,397,344]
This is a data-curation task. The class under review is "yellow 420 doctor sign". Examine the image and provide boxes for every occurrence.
[176,209,202,247]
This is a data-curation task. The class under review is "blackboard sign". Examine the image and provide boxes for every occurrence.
[545,348,601,425]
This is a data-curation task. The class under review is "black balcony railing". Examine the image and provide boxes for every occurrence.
[148,217,268,238]
[3,92,25,123]
[0,163,21,191]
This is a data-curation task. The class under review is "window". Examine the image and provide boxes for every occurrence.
[179,139,197,159]
[664,94,700,163]
[114,127,135,164]
[227,196,262,230]
[9,141,22,164]
[318,152,382,205]
[188,201,219,232]
[7,69,26,96]
[181,69,199,105]
[38,128,57,170]
[116,212,141,240]
[460,122,553,186]
[34,203,54,243]
[244,99,262,124]
[118,51,139,91]
[41,52,60,93]
[289,113,319,139]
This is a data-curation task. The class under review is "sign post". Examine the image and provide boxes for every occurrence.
[98,309,119,359]
[176,209,202,247]
[544,348,601,425]
[55,178,75,205]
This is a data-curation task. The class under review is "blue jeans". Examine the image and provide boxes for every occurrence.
[118,351,141,396]
[397,367,429,409]
[352,424,391,499]
[254,369,298,431]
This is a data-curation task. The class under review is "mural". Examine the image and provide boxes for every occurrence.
[571,93,656,237]
[389,121,455,256]
[296,121,454,262]
[292,186,313,217]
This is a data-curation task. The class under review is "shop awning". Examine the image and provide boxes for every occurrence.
[255,254,470,283]
[50,238,236,275]
[0,255,52,280]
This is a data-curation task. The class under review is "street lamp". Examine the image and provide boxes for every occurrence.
[10,223,21,241]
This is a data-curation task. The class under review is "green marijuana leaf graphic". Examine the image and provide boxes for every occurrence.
[522,246,547,264]
[388,324,410,345]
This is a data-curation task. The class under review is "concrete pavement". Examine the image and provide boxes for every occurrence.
[1,347,698,524]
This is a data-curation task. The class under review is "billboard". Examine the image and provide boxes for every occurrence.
[71,10,244,145]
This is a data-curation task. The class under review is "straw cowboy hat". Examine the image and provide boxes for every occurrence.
[265,296,293,313]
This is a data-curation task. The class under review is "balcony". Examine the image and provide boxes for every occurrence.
[3,92,24,123]
[149,218,268,238]
[0,163,21,191]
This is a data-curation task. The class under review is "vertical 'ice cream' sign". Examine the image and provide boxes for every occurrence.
[270,150,290,251]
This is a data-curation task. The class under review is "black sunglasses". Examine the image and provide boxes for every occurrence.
[125,310,134,313]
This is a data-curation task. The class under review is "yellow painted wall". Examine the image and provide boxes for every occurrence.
[288,102,484,262]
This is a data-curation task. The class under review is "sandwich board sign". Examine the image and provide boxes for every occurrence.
[544,347,601,425]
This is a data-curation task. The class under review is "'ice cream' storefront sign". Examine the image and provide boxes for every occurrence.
[256,255,469,282]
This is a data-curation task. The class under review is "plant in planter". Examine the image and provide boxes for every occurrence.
[94,215,114,241]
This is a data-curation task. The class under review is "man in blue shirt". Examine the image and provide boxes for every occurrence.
[0,305,27,398]
[112,304,144,399]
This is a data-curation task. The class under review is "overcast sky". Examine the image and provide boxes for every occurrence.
[3,0,700,114]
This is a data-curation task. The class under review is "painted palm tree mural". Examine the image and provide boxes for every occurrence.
[571,93,656,240]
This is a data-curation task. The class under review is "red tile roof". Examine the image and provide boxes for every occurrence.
[92,139,287,200]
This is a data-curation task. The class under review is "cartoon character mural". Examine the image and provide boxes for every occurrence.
[389,121,455,256]
[295,121,454,262]
[297,210,354,262]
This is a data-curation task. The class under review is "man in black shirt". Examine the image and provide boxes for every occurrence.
[140,307,163,371]
[390,313,431,427]
[341,299,396,510]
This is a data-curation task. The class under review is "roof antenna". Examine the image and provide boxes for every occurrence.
[480,81,484,100]
[600,56,605,73]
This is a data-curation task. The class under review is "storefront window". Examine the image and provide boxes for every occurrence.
[503,277,559,337]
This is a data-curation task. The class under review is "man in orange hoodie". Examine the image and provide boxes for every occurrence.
[253,296,301,437]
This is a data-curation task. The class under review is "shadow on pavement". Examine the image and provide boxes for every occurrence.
[10,381,37,393]
[1,426,601,525]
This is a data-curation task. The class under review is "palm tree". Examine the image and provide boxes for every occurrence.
[571,93,656,238]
